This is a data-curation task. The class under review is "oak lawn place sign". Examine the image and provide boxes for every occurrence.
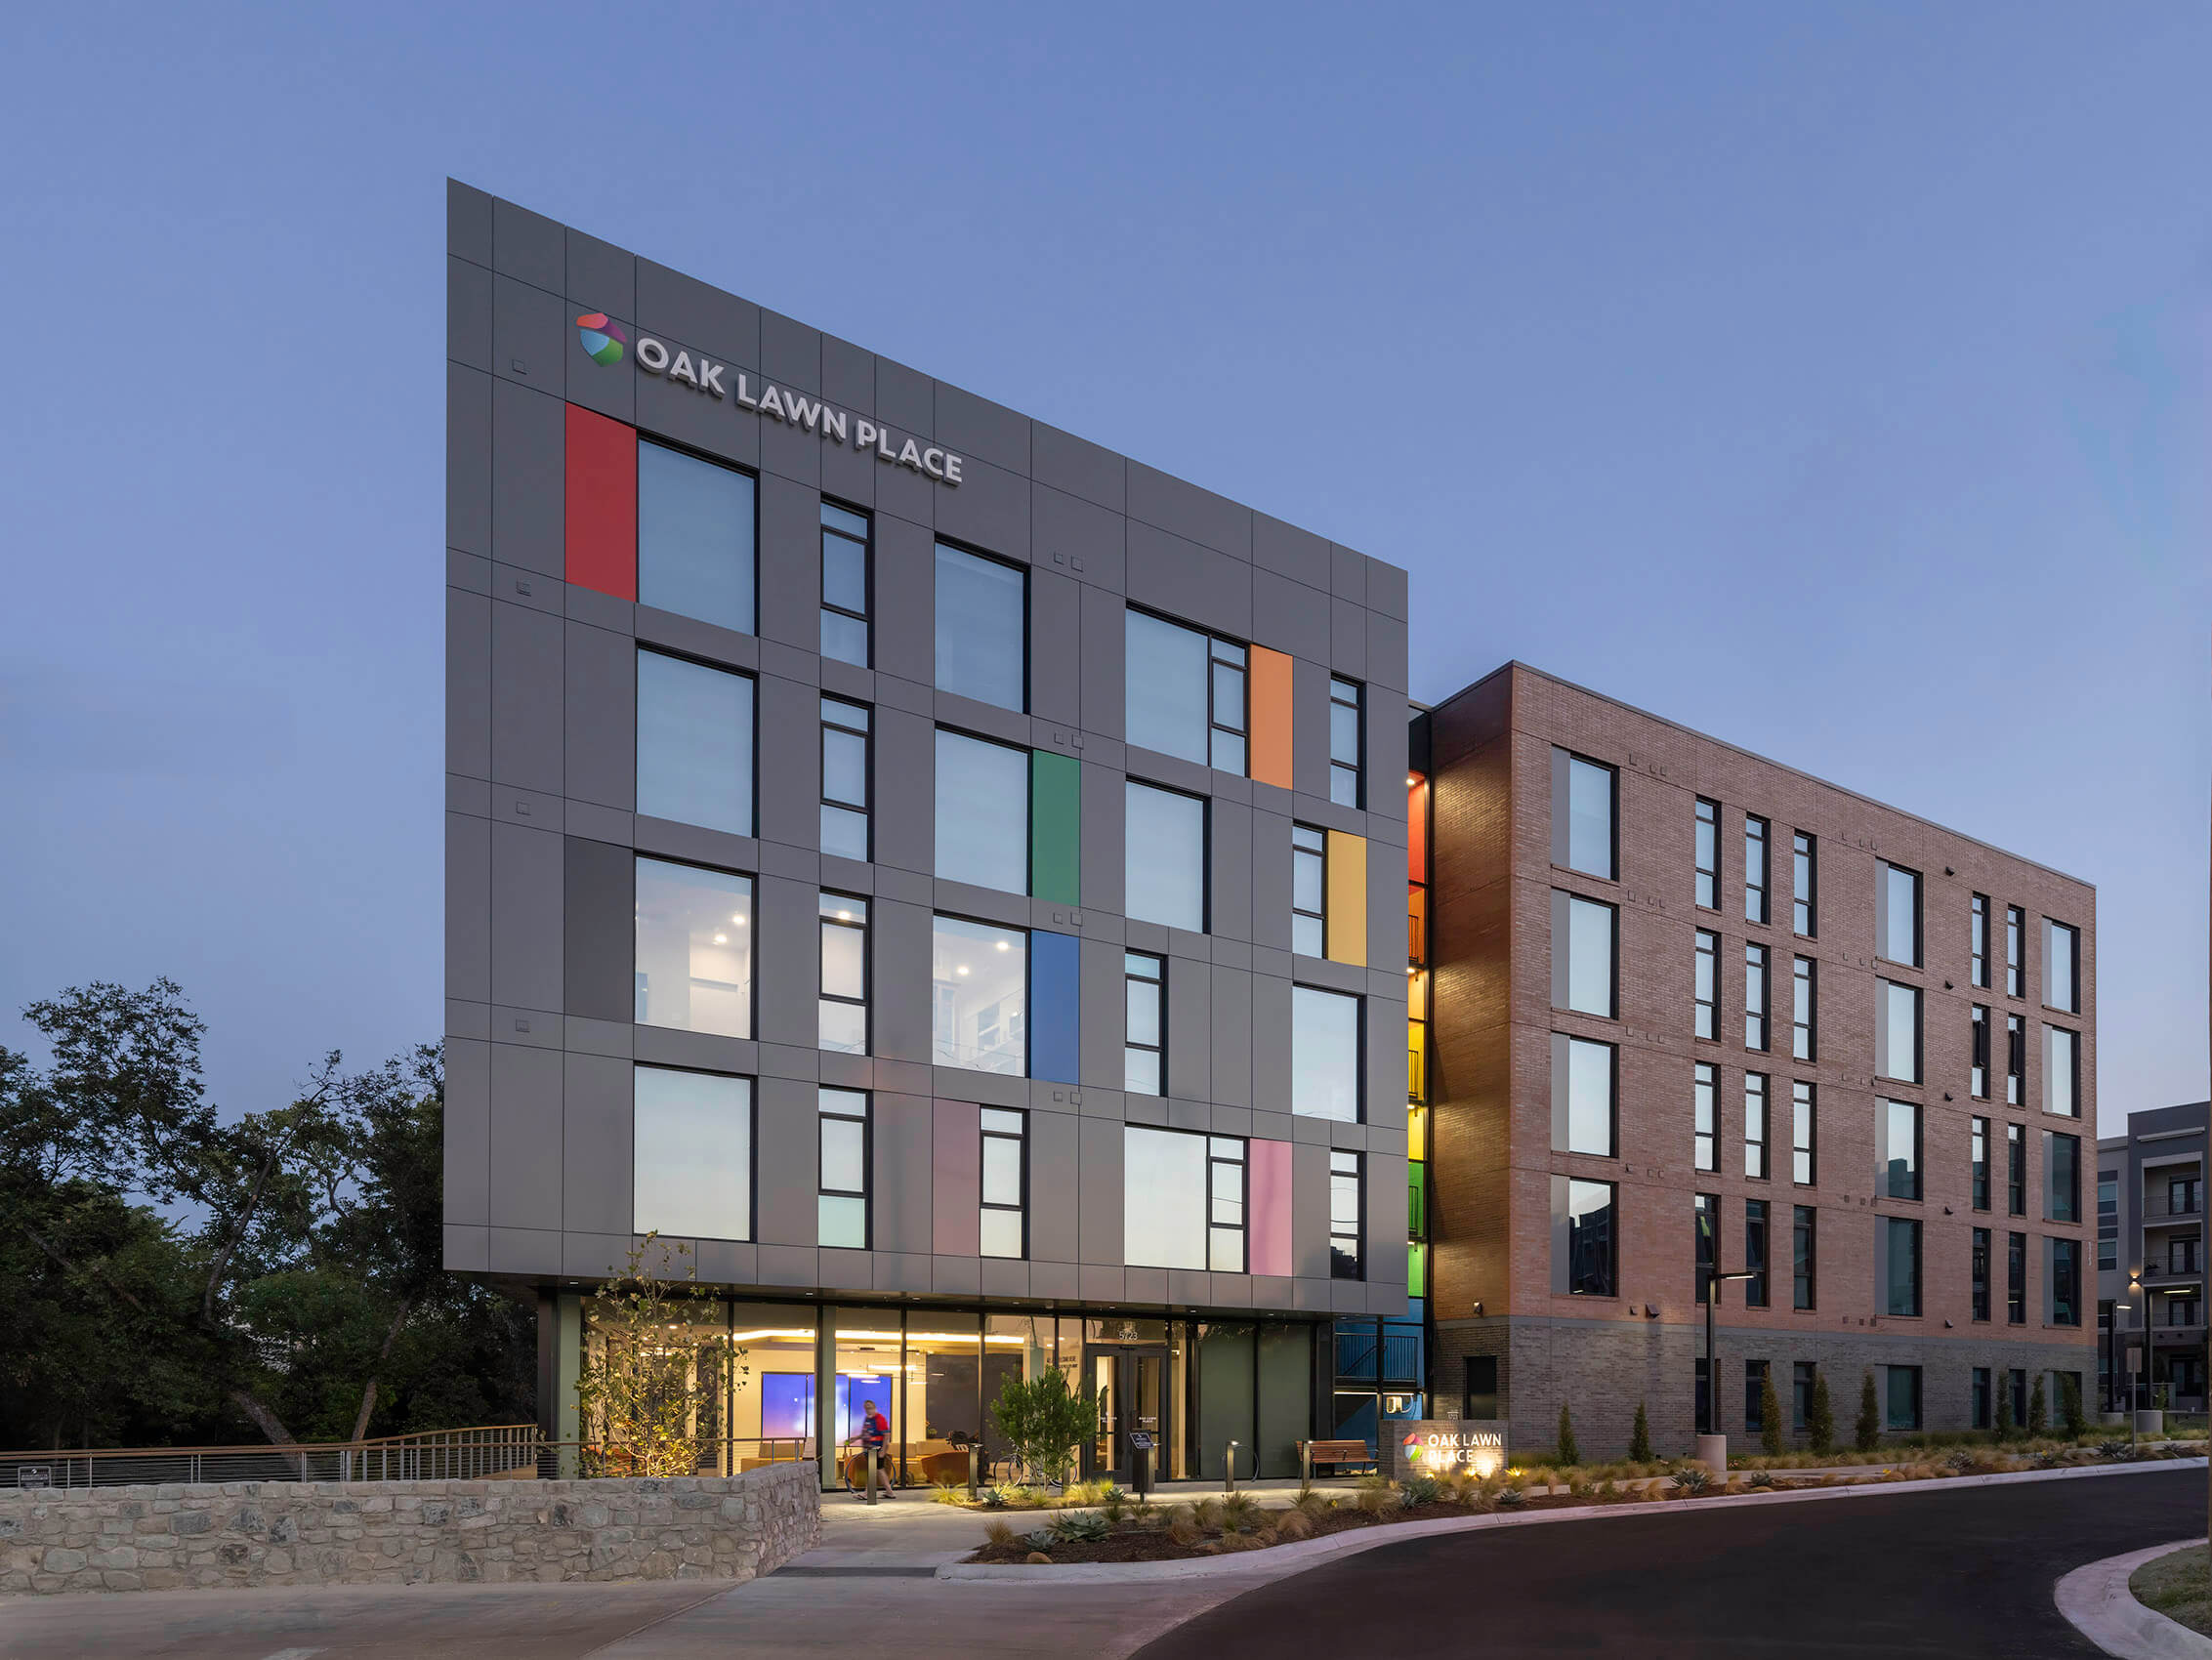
[1389,1419,1508,1481]
[635,335,966,486]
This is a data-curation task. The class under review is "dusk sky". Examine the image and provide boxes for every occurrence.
[3,4,2205,1138]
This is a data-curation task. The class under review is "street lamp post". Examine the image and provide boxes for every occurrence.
[1699,1267,1760,1473]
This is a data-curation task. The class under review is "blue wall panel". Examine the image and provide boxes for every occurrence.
[1030,930,1081,1084]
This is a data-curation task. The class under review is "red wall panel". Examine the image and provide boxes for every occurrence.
[563,404,636,601]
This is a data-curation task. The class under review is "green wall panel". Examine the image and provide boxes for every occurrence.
[1030,750,1082,904]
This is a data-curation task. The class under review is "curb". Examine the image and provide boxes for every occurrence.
[939,1458,2209,1584]
[2056,1539,2212,1659]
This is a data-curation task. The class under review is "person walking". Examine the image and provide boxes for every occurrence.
[857,1398,895,1501]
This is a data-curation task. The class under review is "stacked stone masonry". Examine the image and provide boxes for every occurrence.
[0,1464,818,1596]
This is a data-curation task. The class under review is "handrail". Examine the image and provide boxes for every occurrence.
[0,1425,546,1491]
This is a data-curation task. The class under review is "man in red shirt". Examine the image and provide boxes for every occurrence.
[857,1398,895,1501]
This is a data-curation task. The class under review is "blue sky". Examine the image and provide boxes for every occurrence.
[2,3,2205,1136]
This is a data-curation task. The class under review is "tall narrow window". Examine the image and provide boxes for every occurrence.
[818,893,869,1054]
[1744,815,1770,924]
[2006,1015,2025,1104]
[2006,1124,2026,1217]
[1791,1082,1816,1184]
[980,1107,1026,1259]
[2044,920,2080,1014]
[1792,832,1816,935]
[1972,1368,1992,1429]
[1971,894,1991,988]
[2006,1230,2026,1325]
[1970,1005,1990,1099]
[634,855,754,1039]
[1694,1192,1717,1303]
[1880,1099,1922,1201]
[1972,1227,1992,1321]
[1876,979,1921,1084]
[1330,1151,1364,1279]
[1746,1359,1771,1432]
[1553,892,1617,1019]
[2043,1027,2080,1118]
[1883,1217,1922,1316]
[1555,1178,1618,1297]
[935,544,1025,712]
[1693,930,1719,1040]
[2049,1237,2081,1327]
[818,696,870,861]
[1876,861,1922,967]
[1209,638,1248,772]
[2098,1174,2118,1271]
[1693,1062,1718,1172]
[1329,677,1364,806]
[639,439,756,634]
[1291,825,1327,956]
[1126,781,1207,932]
[1208,1137,1248,1272]
[932,915,1026,1075]
[1694,798,1720,909]
[1123,952,1164,1095]
[1552,748,1616,880]
[1791,956,1816,1060]
[2005,905,2024,998]
[1971,1116,1991,1212]
[1553,1033,1617,1158]
[816,1088,871,1249]
[2045,1132,2081,1223]
[637,647,755,836]
[1745,1199,1771,1307]
[633,1064,752,1241]
[1745,943,1771,1052]
[1792,1206,1817,1310]
[937,728,1029,892]
[818,501,870,666]
[1885,1365,1922,1430]
[1744,1073,1770,1180]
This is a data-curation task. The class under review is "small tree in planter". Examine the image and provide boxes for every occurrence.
[574,1233,737,1477]
[1557,1403,1579,1468]
[1759,1370,1783,1457]
[1855,1370,1880,1452]
[1995,1378,2016,1440]
[2061,1374,2087,1438]
[1628,1401,1653,1463]
[2027,1374,2047,1437]
[989,1368,1102,1487]
[1807,1370,1834,1454]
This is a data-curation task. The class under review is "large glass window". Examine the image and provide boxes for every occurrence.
[1330,1151,1364,1280]
[1124,952,1164,1095]
[819,696,870,861]
[1693,929,1718,1039]
[2044,920,2079,1014]
[819,501,870,666]
[932,916,1026,1075]
[2045,1131,2080,1223]
[1553,1033,1615,1157]
[1745,1199,1771,1307]
[1693,798,1720,909]
[1744,1073,1770,1180]
[638,439,756,635]
[1792,1082,1816,1184]
[1877,861,1922,967]
[2007,1124,2026,1217]
[1124,609,1247,771]
[2005,905,2024,998]
[633,1064,752,1240]
[1554,892,1616,1018]
[1792,956,1816,1060]
[1971,1005,1990,1099]
[817,1088,870,1249]
[1745,943,1771,1052]
[935,544,1025,712]
[1971,1116,1991,1212]
[1329,678,1364,806]
[1884,1217,1921,1317]
[1971,894,1991,988]
[1876,979,1921,1083]
[1123,1127,1232,1271]
[2007,1230,2026,1324]
[1880,1099,1922,1201]
[819,893,868,1054]
[636,648,754,836]
[1557,1178,1617,1297]
[1292,986,1362,1121]
[935,728,1029,892]
[1694,1192,1717,1304]
[981,1107,1026,1259]
[1886,1365,1922,1431]
[1744,815,1769,924]
[1553,748,1615,880]
[1693,1062,1718,1172]
[634,856,753,1039]
[2043,1026,2079,1117]
[1126,781,1207,931]
[1793,1206,1816,1309]
[1792,832,1816,935]
[2006,1014,2025,1104]
[1973,1227,1991,1320]
[1291,825,1327,956]
[2049,1237,2081,1327]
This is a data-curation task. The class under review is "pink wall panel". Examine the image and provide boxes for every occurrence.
[1249,1139,1294,1278]
[932,1100,981,1258]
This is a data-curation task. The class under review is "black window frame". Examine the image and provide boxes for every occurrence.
[1971,1115,1991,1212]
[816,1085,873,1250]
[1694,797,1721,910]
[1972,1226,1992,1321]
[1792,830,1816,936]
[1745,1197,1771,1307]
[2005,905,2024,999]
[2007,1123,2026,1217]
[1290,823,1328,958]
[2005,1014,2025,1105]
[2006,1230,2026,1325]
[1792,955,1816,1061]
[817,892,871,1056]
[1207,1135,1249,1274]
[1970,893,1991,988]
[1744,1071,1771,1181]
[1793,1205,1817,1310]
[1877,859,1923,968]
[1971,1004,1990,1100]
[979,1105,1028,1261]
[1694,1191,1718,1304]
[818,694,872,862]
[1881,1097,1923,1202]
[1791,1081,1816,1185]
[818,498,872,667]
[1745,942,1771,1052]
[1744,814,1771,925]
[1693,929,1720,1041]
[1329,1148,1364,1281]
[1693,1061,1718,1173]
[1123,950,1165,1097]
[1328,675,1364,807]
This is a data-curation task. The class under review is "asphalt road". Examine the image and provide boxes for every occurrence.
[1134,1466,2208,1660]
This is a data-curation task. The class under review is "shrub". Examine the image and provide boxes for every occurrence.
[1557,1403,1580,1468]
[1855,1370,1881,1453]
[1808,1370,1835,1454]
[1995,1381,2016,1440]
[1049,1510,1110,1543]
[1495,1485,1527,1509]
[1167,1509,1202,1547]
[984,1518,1018,1548]
[2061,1375,2087,1439]
[1629,1401,1654,1463]
[1401,1473,1440,1506]
[1746,1469,1776,1489]
[1100,1487,1128,1523]
[1023,1528,1058,1552]
[1191,1497,1222,1529]
[1673,1465,1713,1496]
[2028,1375,2048,1438]
[1273,1507,1315,1540]
[989,1369,1103,1487]
[1760,1371,1784,1457]
[1296,1490,1332,1518]
[2097,1438,2133,1463]
[1354,1476,1400,1514]
[1222,1492,1262,1532]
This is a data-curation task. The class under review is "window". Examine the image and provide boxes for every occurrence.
[818,894,869,1054]
[2050,1237,2081,1327]
[1125,1128,1243,1271]
[980,1107,1026,1259]
[1693,930,1719,1040]
[1123,952,1164,1095]
[1124,609,1248,772]
[1970,1005,1990,1099]
[1330,1151,1364,1279]
[1791,956,1816,1060]
[1793,1206,1817,1309]
[818,697,870,861]
[1693,1062,1718,1172]
[1745,944,1771,1051]
[636,648,754,836]
[935,544,1025,712]
[1745,1358,1770,1432]
[1694,1192,1717,1303]
[1971,1116,1991,1212]
[1552,892,1617,1018]
[2008,1367,2027,1425]
[2007,1124,2025,1217]
[936,728,1029,892]
[2043,1027,2080,1117]
[1971,894,1991,988]
[2005,1015,2025,1104]
[1694,798,1720,909]
[1555,1178,1617,1297]
[1292,986,1362,1121]
[1876,861,1922,967]
[633,1064,752,1240]
[1126,781,1206,931]
[1791,1082,1816,1184]
[932,916,1026,1075]
[1291,825,1327,956]
[638,438,756,634]
[2006,1230,2026,1324]
[1792,832,1816,935]
[1793,1360,1816,1431]
[2099,1174,2119,1271]
[634,855,753,1039]
[1876,979,1921,1084]
[1972,1367,1992,1429]
[2045,1132,2080,1223]
[2044,920,2080,1014]
[1744,815,1770,924]
[1745,1199,1770,1307]
[1552,748,1616,880]
[816,1087,870,1249]
[1744,1073,1770,1180]
[1553,1033,1616,1157]
[1972,1227,1992,1321]
[2005,905,2024,998]
[1880,1099,1922,1201]
[818,501,870,666]
[1885,1365,1922,1432]
[1329,677,1364,806]
[1882,1217,1922,1316]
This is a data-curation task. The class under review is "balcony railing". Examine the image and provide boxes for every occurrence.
[1407,1044,1427,1104]
[2146,1191,2205,1222]
[0,1425,542,1491]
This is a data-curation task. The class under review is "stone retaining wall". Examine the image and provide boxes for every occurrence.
[0,1463,819,1595]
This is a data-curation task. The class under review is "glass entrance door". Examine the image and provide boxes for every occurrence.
[1084,1346,1168,1481]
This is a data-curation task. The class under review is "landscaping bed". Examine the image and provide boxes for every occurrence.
[2130,1545,2212,1639]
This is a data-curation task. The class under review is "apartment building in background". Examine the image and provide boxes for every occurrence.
[2098,1101,2209,1414]
[442,182,1420,1486]
[1417,664,2099,1455]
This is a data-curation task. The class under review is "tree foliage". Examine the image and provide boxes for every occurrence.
[1555,1402,1578,1468]
[574,1234,737,1476]
[1855,1369,1880,1452]
[2027,1373,2047,1437]
[1759,1369,1783,1456]
[988,1368,1101,1486]
[1628,1400,1652,1462]
[1807,1370,1835,1453]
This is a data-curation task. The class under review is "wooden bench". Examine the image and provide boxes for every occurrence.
[1298,1438,1376,1476]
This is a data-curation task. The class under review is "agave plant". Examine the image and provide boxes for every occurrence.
[1050,1510,1111,1543]
[1672,1466,1714,1496]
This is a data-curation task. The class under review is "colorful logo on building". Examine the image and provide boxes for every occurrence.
[576,312,627,366]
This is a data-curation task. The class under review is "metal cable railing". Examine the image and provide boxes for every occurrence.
[0,1424,542,1491]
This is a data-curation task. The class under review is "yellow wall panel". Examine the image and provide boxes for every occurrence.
[1325,830,1367,966]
